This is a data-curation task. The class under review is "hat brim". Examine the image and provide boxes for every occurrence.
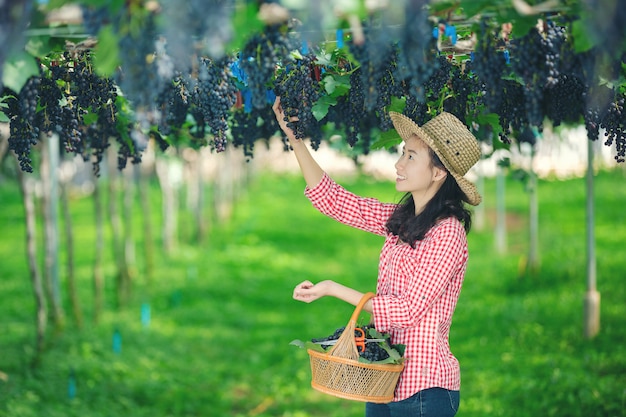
[390,112,482,206]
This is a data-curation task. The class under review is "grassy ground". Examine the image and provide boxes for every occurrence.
[0,166,625,417]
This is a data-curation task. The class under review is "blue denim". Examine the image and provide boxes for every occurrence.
[365,388,460,417]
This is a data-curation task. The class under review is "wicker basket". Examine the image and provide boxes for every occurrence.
[307,292,404,403]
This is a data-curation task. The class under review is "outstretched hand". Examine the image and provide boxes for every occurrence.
[293,280,331,303]
[272,96,300,147]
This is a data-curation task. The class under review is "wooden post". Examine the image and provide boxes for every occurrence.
[584,139,600,339]
[527,147,540,274]
[495,164,507,254]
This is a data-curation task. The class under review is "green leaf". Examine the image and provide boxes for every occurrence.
[571,20,594,53]
[289,339,306,349]
[457,0,494,19]
[2,51,39,93]
[0,98,9,123]
[229,3,264,53]
[93,25,120,77]
[507,16,538,39]
[315,52,334,67]
[24,36,51,59]
[366,328,387,340]
[83,110,99,126]
[370,129,401,151]
[323,74,350,97]
[388,96,406,113]
[290,339,334,353]
[312,96,336,121]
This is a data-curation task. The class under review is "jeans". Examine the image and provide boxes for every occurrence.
[365,388,460,417]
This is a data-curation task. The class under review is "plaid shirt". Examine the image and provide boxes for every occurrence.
[305,173,467,401]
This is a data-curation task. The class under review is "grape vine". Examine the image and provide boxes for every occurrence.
[2,1,626,171]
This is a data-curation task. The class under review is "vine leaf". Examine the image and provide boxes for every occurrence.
[312,95,336,121]
[93,25,120,77]
[2,51,39,93]
[370,129,401,150]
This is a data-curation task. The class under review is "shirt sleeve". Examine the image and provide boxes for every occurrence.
[372,218,468,330]
[304,172,396,237]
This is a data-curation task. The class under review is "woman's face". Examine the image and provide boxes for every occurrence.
[394,136,447,206]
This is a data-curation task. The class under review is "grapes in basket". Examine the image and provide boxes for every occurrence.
[291,325,405,365]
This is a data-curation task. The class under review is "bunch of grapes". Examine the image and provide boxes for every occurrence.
[394,0,439,101]
[38,73,64,137]
[542,74,585,127]
[115,8,164,129]
[188,57,238,152]
[403,88,429,126]
[155,75,190,139]
[310,325,402,363]
[496,79,527,143]
[342,62,367,148]
[273,53,323,148]
[240,21,300,110]
[348,22,395,115]
[443,62,483,123]
[58,52,129,172]
[47,57,85,157]
[508,22,567,127]
[470,19,508,114]
[600,91,626,162]
[6,75,41,173]
[230,105,279,160]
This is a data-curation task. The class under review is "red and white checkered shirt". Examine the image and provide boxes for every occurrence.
[305,173,467,402]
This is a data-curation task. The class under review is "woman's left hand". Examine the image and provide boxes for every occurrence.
[293,280,332,303]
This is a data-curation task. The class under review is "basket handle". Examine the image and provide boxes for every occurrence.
[349,292,375,325]
[327,292,375,360]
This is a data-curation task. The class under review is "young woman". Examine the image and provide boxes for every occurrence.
[273,97,482,417]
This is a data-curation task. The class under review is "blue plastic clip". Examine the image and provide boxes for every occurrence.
[336,29,344,48]
[113,328,122,354]
[141,303,151,328]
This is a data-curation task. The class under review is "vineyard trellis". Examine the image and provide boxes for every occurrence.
[0,0,624,172]
[1,0,624,354]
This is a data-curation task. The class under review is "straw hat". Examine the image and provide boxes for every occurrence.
[389,111,482,206]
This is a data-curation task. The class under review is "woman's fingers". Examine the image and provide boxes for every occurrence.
[293,280,317,302]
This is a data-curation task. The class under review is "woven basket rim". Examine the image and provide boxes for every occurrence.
[307,348,404,372]
[311,380,395,403]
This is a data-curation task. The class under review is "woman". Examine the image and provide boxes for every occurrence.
[273,97,481,417]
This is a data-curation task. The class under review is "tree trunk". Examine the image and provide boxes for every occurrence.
[474,162,486,231]
[155,154,180,255]
[41,134,64,329]
[60,170,83,328]
[138,163,154,286]
[107,147,131,308]
[16,164,47,361]
[121,165,136,301]
[92,168,105,324]
[214,147,234,223]
[494,164,507,254]
[584,139,600,339]
[526,150,540,274]
[185,148,208,243]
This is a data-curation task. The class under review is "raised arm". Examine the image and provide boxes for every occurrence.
[272,97,324,188]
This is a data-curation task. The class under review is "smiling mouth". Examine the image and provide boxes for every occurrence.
[396,175,406,181]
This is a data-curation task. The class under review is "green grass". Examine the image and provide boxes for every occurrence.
[0,167,625,417]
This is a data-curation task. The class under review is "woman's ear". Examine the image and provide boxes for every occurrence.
[433,166,448,183]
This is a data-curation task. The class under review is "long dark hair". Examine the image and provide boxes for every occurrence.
[385,148,472,248]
